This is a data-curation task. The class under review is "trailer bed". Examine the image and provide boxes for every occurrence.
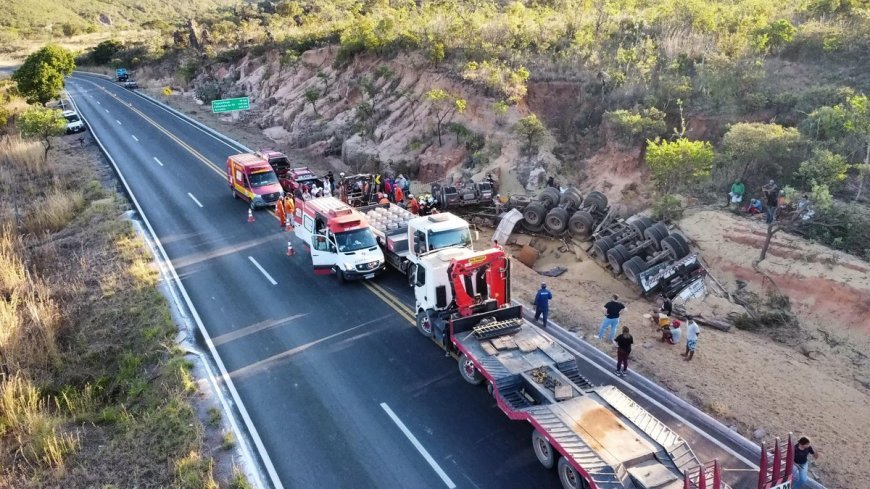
[451,307,723,489]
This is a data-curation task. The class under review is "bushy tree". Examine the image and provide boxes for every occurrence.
[425,89,466,146]
[796,148,849,189]
[19,107,67,158]
[645,138,714,190]
[304,88,320,116]
[515,115,548,163]
[12,45,75,105]
[718,122,803,191]
[605,107,667,147]
[91,40,123,65]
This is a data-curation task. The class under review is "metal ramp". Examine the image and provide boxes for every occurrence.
[757,434,794,489]
[683,460,731,489]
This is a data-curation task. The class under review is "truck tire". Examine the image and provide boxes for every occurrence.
[629,216,653,237]
[508,194,532,209]
[606,244,632,274]
[559,188,583,209]
[545,207,570,234]
[668,233,691,257]
[538,187,561,210]
[583,191,608,211]
[416,310,434,337]
[523,202,547,227]
[458,353,483,385]
[532,430,556,469]
[661,235,689,261]
[568,211,595,238]
[336,268,348,284]
[558,457,589,489]
[622,256,649,285]
[643,222,669,251]
[591,236,615,262]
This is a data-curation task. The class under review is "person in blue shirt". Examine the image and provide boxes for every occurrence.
[534,283,553,327]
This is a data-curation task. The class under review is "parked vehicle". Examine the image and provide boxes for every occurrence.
[293,197,385,282]
[116,68,129,82]
[123,80,139,89]
[62,110,86,134]
[226,153,283,209]
[410,246,732,489]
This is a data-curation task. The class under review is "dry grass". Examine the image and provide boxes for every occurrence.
[22,188,85,235]
[1,135,52,178]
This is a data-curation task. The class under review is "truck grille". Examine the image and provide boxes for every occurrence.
[355,261,380,271]
[263,192,281,203]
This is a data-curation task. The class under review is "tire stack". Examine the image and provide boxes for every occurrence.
[520,187,608,239]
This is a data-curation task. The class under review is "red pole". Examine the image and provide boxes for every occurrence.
[713,460,721,489]
[772,436,782,482]
[698,463,707,489]
[684,470,691,489]
[784,433,795,484]
[758,441,768,489]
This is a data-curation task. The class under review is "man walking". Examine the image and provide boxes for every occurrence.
[793,436,819,489]
[682,315,700,361]
[762,179,779,224]
[533,283,553,327]
[614,327,633,376]
[598,295,625,342]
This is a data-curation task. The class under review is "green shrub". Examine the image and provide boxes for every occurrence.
[605,107,666,147]
[652,194,684,222]
[462,60,530,104]
[645,137,714,190]
[796,148,849,189]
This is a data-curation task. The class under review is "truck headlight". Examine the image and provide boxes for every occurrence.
[344,263,354,271]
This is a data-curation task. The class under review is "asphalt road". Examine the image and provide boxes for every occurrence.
[66,72,799,489]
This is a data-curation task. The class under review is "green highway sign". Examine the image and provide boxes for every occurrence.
[211,97,250,113]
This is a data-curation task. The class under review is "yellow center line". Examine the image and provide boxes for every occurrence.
[367,281,415,316]
[363,282,416,324]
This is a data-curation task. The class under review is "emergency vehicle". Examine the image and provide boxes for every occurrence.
[226,153,284,209]
[293,197,385,281]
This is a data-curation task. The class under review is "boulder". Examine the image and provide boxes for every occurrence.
[341,134,380,173]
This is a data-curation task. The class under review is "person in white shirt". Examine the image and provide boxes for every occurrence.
[323,178,332,197]
[683,315,701,361]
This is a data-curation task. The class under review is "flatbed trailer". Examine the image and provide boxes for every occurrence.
[442,305,729,489]
[359,203,414,275]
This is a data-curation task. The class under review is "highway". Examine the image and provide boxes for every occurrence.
[66,72,779,489]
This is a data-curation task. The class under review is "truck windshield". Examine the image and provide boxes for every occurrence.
[249,171,278,188]
[270,157,289,167]
[335,229,378,252]
[428,227,471,251]
[65,114,80,123]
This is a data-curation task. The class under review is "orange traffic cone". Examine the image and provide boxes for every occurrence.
[286,241,295,256]
[247,209,255,223]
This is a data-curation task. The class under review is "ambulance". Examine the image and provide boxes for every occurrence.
[293,197,385,281]
[226,153,284,209]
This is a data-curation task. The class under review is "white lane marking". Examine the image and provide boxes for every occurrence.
[153,157,164,167]
[247,256,277,285]
[131,134,139,142]
[96,100,100,105]
[67,87,284,489]
[116,119,122,125]
[187,192,203,208]
[532,320,760,469]
[380,403,456,489]
[104,108,109,113]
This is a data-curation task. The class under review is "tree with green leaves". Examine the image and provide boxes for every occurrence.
[91,40,123,65]
[796,148,849,189]
[12,45,75,106]
[717,122,803,191]
[304,88,320,116]
[425,89,466,146]
[645,138,714,190]
[19,107,67,158]
[515,114,548,164]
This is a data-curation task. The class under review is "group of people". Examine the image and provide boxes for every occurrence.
[274,193,296,228]
[728,178,814,224]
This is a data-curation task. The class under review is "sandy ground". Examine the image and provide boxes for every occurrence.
[489,210,869,489]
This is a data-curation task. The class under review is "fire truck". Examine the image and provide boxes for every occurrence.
[293,197,385,281]
[409,246,785,489]
[360,204,474,278]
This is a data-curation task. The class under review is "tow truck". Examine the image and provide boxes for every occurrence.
[409,246,778,489]
[360,205,473,277]
[293,197,385,281]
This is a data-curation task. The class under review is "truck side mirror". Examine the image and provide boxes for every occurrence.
[475,230,480,242]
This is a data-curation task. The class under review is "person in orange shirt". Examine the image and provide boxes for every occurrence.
[284,195,296,227]
[275,195,286,228]
[377,192,390,205]
[407,194,419,215]
[394,185,404,203]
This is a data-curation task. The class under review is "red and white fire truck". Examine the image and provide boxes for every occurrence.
[293,197,385,281]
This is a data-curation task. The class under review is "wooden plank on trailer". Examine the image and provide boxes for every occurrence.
[481,341,498,356]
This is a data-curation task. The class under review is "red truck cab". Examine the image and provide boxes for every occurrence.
[226,153,284,209]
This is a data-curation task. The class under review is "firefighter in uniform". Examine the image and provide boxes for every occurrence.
[275,195,287,228]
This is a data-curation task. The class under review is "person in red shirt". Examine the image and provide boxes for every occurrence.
[408,194,419,215]
[394,185,404,204]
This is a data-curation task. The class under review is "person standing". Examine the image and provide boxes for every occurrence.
[322,178,332,197]
[284,195,296,227]
[762,179,779,224]
[614,327,633,376]
[793,436,819,489]
[533,283,553,327]
[682,315,700,361]
[408,194,420,215]
[384,178,393,203]
[728,179,745,208]
[598,295,625,342]
[394,184,404,204]
[275,195,286,228]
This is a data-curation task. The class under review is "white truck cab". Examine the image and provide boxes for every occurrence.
[294,197,386,282]
[408,213,474,260]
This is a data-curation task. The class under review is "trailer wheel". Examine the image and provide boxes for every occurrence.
[545,207,570,234]
[538,187,561,210]
[668,233,691,257]
[583,191,608,211]
[661,235,689,261]
[558,457,589,489]
[416,310,434,337]
[532,430,556,469]
[606,244,632,274]
[508,194,532,209]
[559,188,583,209]
[591,236,615,262]
[523,202,547,227]
[458,353,483,385]
[629,216,653,236]
[622,256,650,285]
[568,211,595,238]
[642,222,669,251]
